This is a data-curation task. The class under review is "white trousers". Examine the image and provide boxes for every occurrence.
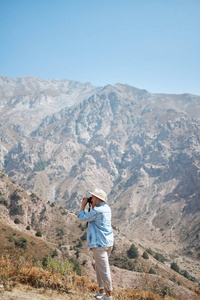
[92,247,112,292]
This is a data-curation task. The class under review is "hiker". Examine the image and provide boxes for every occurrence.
[78,188,114,300]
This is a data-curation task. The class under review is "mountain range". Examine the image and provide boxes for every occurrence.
[0,75,200,283]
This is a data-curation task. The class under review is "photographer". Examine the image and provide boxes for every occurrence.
[78,188,114,300]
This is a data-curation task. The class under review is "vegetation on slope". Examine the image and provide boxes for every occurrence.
[0,247,177,300]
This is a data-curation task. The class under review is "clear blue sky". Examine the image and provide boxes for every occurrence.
[0,0,200,95]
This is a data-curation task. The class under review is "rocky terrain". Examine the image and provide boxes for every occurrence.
[0,75,200,283]
[0,170,199,300]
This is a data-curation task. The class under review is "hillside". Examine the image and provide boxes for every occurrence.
[0,170,200,299]
[0,75,200,289]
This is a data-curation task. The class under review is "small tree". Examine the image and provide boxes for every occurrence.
[171,262,180,273]
[142,251,149,259]
[42,255,49,267]
[15,237,28,249]
[26,225,30,230]
[69,257,82,275]
[183,270,190,280]
[81,232,87,241]
[146,247,153,255]
[154,252,165,263]
[52,249,58,257]
[14,218,20,224]
[127,244,139,259]
[77,239,83,247]
[149,268,156,274]
[35,230,42,237]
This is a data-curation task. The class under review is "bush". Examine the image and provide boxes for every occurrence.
[52,249,58,258]
[171,262,180,273]
[127,244,139,259]
[11,191,22,202]
[34,160,49,172]
[14,218,21,224]
[43,256,74,275]
[0,197,8,206]
[146,247,153,255]
[81,232,87,241]
[30,192,37,198]
[69,257,82,275]
[42,255,49,267]
[56,228,64,237]
[26,225,30,230]
[161,286,174,297]
[8,235,15,242]
[35,231,42,237]
[154,252,165,263]
[149,268,156,274]
[77,239,83,247]
[15,237,28,249]
[142,251,149,259]
[183,270,190,280]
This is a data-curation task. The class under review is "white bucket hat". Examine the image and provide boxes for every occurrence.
[89,188,107,202]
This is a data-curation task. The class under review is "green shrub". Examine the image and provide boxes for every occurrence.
[81,232,87,241]
[11,191,22,202]
[149,268,156,274]
[56,228,64,237]
[161,286,174,297]
[69,257,82,275]
[127,244,139,259]
[171,262,180,273]
[110,254,136,271]
[8,235,15,243]
[142,251,149,259]
[183,270,190,280]
[14,218,21,224]
[146,247,153,255]
[154,252,165,263]
[15,237,28,249]
[35,231,42,237]
[31,192,37,198]
[34,160,49,172]
[0,197,8,207]
[82,259,87,265]
[42,255,49,267]
[52,249,58,258]
[77,239,83,247]
[43,256,73,275]
[26,225,30,230]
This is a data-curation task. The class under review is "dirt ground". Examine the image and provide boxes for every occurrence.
[0,284,93,300]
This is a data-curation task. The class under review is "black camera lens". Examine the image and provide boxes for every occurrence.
[87,197,92,204]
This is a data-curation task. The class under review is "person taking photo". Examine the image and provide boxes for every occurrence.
[78,188,114,300]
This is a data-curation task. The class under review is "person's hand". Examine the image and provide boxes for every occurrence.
[81,197,88,211]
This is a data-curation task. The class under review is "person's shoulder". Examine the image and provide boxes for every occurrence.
[95,203,110,211]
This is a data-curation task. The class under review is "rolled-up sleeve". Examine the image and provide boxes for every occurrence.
[78,209,97,222]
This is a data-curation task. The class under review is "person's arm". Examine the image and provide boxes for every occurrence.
[78,197,97,222]
[80,197,88,211]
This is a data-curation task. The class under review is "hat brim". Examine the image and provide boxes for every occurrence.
[89,191,107,202]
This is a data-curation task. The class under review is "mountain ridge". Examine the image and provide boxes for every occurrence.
[0,76,200,283]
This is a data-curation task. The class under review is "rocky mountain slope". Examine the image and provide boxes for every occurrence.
[0,75,200,281]
[0,170,199,300]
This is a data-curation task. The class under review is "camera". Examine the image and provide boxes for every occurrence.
[87,197,92,204]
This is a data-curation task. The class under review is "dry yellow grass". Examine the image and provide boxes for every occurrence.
[0,249,177,300]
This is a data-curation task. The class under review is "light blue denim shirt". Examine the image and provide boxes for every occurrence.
[78,202,114,249]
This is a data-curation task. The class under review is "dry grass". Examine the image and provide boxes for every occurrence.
[0,249,96,292]
[0,248,177,300]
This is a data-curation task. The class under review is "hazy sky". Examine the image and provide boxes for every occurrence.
[0,0,200,95]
